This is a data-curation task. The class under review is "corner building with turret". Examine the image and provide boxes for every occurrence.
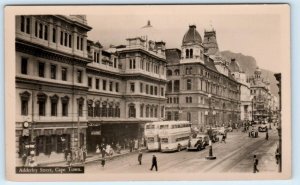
[165,25,241,130]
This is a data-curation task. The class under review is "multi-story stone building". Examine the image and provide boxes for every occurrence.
[85,37,167,152]
[15,15,168,163]
[248,67,272,122]
[229,59,252,121]
[15,15,92,162]
[165,25,241,130]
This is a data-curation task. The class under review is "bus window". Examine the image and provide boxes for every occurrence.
[161,138,168,143]
[146,125,155,129]
[160,125,169,129]
[147,137,154,143]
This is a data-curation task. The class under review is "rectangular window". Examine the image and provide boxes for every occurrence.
[114,58,117,68]
[38,102,45,116]
[130,83,135,93]
[61,67,67,81]
[77,70,82,83]
[150,86,153,95]
[187,79,192,90]
[68,34,72,48]
[60,31,63,45]
[52,28,56,43]
[39,23,43,39]
[77,36,80,49]
[96,79,99,89]
[103,80,107,90]
[161,87,164,96]
[115,82,119,92]
[78,104,83,117]
[140,83,143,93]
[44,25,48,40]
[88,77,92,88]
[20,16,25,32]
[62,102,68,116]
[51,102,57,116]
[21,100,28,116]
[64,32,68,46]
[38,62,45,77]
[154,86,158,95]
[80,37,83,50]
[109,81,113,91]
[146,85,149,94]
[35,21,38,37]
[50,65,56,79]
[26,17,30,34]
[21,57,28,75]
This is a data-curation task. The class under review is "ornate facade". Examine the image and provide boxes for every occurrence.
[165,25,241,130]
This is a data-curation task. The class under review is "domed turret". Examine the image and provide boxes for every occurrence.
[182,25,202,46]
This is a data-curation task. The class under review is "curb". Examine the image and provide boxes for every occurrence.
[39,148,147,166]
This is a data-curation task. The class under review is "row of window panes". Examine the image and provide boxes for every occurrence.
[21,58,82,82]
[167,69,180,76]
[166,111,179,121]
[167,97,179,104]
[94,52,100,63]
[137,83,163,96]
[20,96,83,117]
[20,16,84,51]
[129,105,161,118]
[88,77,119,92]
[87,105,120,118]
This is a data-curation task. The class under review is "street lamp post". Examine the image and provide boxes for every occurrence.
[206,93,216,160]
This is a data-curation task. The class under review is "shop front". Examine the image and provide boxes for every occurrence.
[86,121,145,153]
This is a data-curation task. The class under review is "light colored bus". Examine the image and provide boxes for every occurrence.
[144,122,163,151]
[158,121,192,152]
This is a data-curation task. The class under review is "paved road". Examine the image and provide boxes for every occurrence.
[84,127,279,173]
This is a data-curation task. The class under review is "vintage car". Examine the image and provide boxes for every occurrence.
[258,123,268,132]
[187,133,209,151]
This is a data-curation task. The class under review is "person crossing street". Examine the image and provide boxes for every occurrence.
[253,155,259,173]
[150,155,158,171]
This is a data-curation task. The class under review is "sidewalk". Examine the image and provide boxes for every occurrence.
[39,148,146,167]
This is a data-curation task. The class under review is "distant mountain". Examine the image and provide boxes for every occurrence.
[220,50,279,96]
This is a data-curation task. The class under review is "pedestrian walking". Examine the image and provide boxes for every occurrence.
[101,147,106,158]
[83,147,87,162]
[221,134,226,143]
[101,158,106,167]
[253,155,259,173]
[150,155,158,171]
[265,132,269,140]
[66,152,72,166]
[22,152,27,167]
[138,150,143,165]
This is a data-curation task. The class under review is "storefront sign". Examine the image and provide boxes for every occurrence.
[88,123,101,127]
[90,131,101,135]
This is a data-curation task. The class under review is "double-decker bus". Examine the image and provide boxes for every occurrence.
[144,122,163,151]
[158,121,192,152]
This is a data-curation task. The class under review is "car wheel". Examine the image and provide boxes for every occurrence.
[197,146,201,151]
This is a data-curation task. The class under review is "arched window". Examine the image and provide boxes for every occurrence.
[108,104,113,117]
[189,49,193,58]
[186,49,189,58]
[128,103,136,118]
[146,105,150,118]
[95,101,100,117]
[37,92,47,116]
[115,104,120,117]
[77,97,84,117]
[167,70,172,76]
[174,69,180,75]
[167,112,172,120]
[87,99,94,117]
[102,102,107,117]
[20,91,31,116]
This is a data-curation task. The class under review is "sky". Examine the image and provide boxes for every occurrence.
[86,5,285,73]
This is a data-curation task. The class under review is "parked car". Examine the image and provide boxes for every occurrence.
[258,123,268,132]
[187,133,209,151]
[249,127,259,138]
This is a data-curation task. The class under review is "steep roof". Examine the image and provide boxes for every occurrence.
[203,30,219,55]
[182,25,202,45]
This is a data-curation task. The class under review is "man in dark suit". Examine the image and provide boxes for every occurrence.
[150,155,158,171]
